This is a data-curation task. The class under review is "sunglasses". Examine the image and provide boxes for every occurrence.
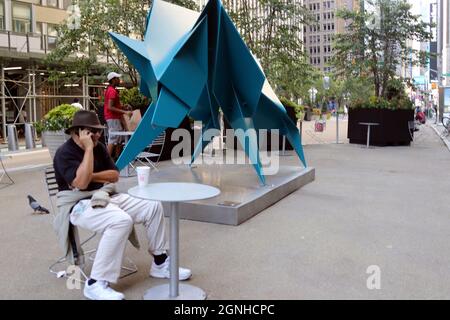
[81,127,103,134]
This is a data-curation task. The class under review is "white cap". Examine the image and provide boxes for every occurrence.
[107,72,122,81]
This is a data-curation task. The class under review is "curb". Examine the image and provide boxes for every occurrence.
[430,124,450,151]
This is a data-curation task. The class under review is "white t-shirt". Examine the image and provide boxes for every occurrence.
[71,102,84,109]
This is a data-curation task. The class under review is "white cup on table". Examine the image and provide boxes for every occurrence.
[136,166,150,187]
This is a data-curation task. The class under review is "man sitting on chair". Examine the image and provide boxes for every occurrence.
[53,110,191,300]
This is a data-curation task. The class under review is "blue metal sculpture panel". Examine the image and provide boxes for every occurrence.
[109,0,307,185]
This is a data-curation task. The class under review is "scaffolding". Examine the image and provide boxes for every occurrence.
[0,64,105,142]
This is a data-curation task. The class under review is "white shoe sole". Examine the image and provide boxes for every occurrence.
[149,271,192,281]
[83,289,124,300]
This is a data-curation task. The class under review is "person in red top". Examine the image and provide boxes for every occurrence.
[104,72,133,155]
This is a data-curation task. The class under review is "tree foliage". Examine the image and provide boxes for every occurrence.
[225,0,315,100]
[332,0,433,99]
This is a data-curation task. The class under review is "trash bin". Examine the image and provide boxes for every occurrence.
[25,123,36,149]
[305,107,312,121]
[7,124,19,151]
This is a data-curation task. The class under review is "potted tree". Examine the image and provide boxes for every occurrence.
[36,104,79,159]
[332,0,432,146]
[347,80,414,146]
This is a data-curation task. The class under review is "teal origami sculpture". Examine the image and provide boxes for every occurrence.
[109,0,307,185]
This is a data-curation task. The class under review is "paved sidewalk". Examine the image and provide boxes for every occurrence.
[1,124,450,299]
[429,121,450,151]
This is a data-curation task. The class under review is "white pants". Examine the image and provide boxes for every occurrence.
[70,193,168,283]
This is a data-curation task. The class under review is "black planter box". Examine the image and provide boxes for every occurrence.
[348,108,414,146]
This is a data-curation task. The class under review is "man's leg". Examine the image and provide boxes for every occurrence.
[111,193,192,280]
[110,194,167,255]
[70,200,133,284]
[106,119,123,156]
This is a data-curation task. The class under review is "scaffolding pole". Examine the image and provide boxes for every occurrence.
[32,66,37,123]
[1,66,6,142]
[28,69,31,122]
[0,65,106,137]
[82,74,87,109]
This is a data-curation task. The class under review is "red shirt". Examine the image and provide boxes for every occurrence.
[103,85,122,120]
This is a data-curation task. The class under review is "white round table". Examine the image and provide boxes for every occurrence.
[358,122,379,148]
[128,182,220,300]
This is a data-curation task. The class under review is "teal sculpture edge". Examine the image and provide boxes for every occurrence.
[109,0,307,185]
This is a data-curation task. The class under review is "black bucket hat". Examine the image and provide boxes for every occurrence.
[65,110,106,134]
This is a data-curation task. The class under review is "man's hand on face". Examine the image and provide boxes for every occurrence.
[79,128,94,150]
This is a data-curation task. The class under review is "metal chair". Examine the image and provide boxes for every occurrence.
[442,117,450,137]
[0,154,14,189]
[133,131,166,171]
[44,166,138,284]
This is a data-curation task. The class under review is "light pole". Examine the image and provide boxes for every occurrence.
[428,67,441,123]
[323,76,338,143]
[309,87,317,107]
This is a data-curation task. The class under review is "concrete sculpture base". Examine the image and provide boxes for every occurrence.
[120,158,315,226]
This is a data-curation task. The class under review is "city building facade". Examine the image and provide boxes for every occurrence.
[438,0,450,86]
[303,0,359,73]
[0,0,72,140]
[0,1,112,142]
[196,0,305,57]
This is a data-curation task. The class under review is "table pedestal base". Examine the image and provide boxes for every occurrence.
[143,284,207,300]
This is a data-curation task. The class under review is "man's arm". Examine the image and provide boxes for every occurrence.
[71,129,94,190]
[91,170,119,183]
[90,141,120,184]
[108,99,132,116]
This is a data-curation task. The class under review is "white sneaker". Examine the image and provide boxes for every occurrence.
[149,257,192,281]
[83,280,125,300]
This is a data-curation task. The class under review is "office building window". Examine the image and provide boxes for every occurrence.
[35,21,42,34]
[13,2,32,33]
[0,2,4,30]
[45,0,58,7]
[36,22,45,49]
[47,23,58,49]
